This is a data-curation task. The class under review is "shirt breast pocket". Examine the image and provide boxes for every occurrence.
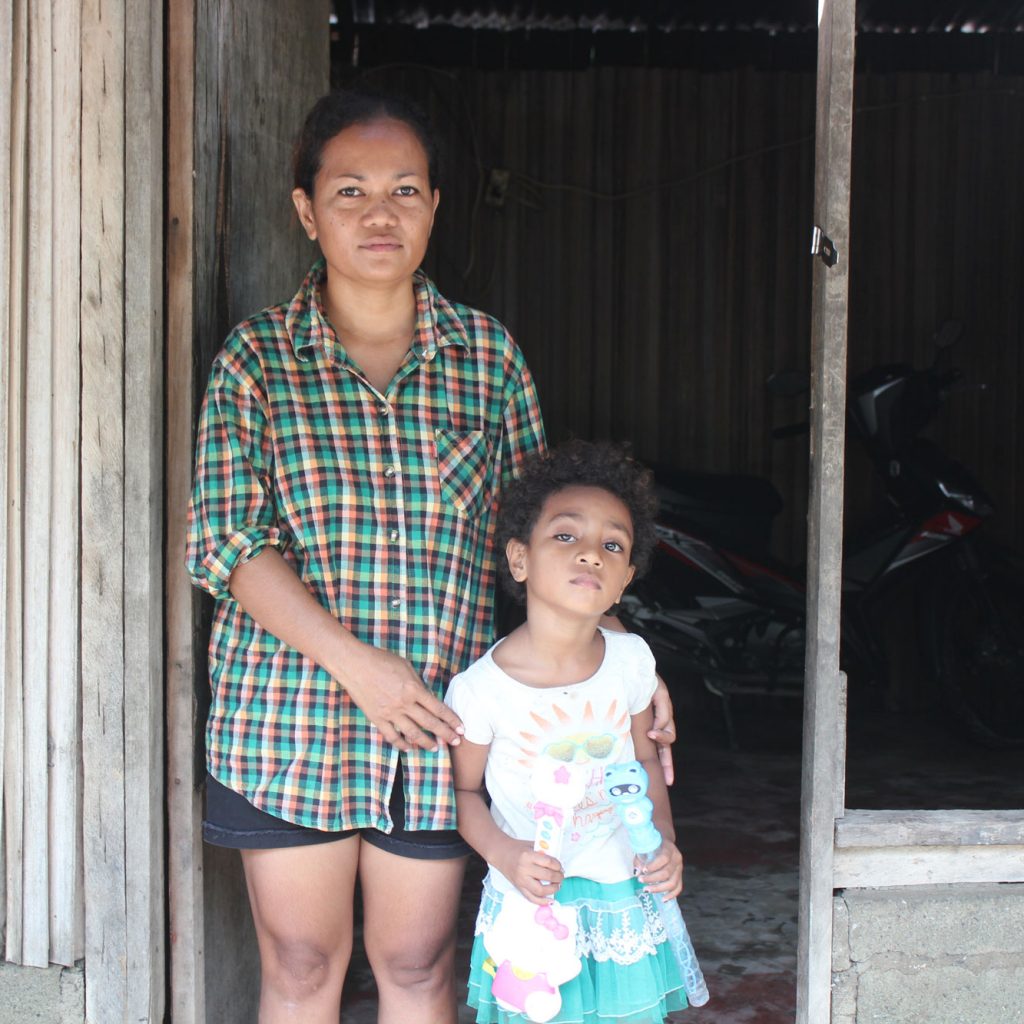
[434,428,493,521]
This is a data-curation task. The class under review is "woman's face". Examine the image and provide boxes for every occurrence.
[292,117,439,291]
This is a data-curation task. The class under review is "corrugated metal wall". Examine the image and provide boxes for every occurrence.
[361,64,1022,563]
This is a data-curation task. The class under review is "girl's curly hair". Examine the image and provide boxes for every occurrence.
[496,440,659,604]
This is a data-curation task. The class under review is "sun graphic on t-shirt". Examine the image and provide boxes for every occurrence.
[516,698,630,769]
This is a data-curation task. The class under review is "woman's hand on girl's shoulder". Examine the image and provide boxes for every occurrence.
[494,839,566,906]
[338,642,464,752]
[637,839,684,901]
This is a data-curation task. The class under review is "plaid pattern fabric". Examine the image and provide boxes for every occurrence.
[186,260,545,831]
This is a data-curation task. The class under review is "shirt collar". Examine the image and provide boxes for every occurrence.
[286,259,472,363]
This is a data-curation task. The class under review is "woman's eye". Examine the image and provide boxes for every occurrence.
[394,185,418,197]
[338,186,362,197]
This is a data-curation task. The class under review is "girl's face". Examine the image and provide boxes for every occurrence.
[291,117,439,290]
[506,485,637,619]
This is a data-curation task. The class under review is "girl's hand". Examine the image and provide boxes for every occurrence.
[637,840,684,901]
[494,839,566,906]
[647,673,676,786]
[339,643,464,752]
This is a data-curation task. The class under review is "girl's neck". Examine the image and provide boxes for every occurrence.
[493,617,605,688]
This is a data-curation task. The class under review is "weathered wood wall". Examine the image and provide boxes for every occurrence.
[1,0,164,1018]
[356,63,1023,564]
[3,0,83,971]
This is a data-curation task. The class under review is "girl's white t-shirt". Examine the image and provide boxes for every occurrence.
[446,628,658,893]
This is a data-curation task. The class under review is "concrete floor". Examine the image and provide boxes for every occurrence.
[338,682,1024,1023]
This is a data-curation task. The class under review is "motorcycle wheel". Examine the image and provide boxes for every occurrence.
[923,548,1024,749]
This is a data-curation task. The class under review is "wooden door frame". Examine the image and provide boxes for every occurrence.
[795,1,857,1021]
[164,3,862,1020]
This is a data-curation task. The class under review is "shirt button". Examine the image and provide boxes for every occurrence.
[390,597,402,609]
[378,403,389,418]
[383,466,397,478]
[389,529,400,542]
[423,348,435,362]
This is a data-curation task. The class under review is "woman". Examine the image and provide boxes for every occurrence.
[186,87,675,1024]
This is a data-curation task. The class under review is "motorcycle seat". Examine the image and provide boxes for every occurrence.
[649,464,784,559]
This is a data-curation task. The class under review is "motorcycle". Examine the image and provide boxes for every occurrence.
[619,323,1024,748]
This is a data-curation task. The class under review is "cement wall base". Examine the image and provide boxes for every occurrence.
[0,962,84,1024]
[832,882,1024,1024]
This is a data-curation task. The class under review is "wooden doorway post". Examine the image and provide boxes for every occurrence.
[796,1,856,1022]
[166,2,329,1019]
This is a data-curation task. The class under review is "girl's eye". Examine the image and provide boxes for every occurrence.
[604,541,625,553]
[554,533,576,543]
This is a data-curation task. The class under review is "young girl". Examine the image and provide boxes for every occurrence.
[447,441,701,1024]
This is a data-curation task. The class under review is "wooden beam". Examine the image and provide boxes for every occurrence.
[123,0,165,1016]
[836,809,1024,886]
[834,846,1024,888]
[166,0,206,1018]
[81,0,128,1011]
[837,810,1024,849]
[47,0,83,968]
[796,1,856,1022]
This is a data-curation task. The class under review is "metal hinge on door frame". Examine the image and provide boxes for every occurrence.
[811,225,839,267]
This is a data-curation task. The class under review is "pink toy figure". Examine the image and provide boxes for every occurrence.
[481,889,582,1023]
[480,759,586,1022]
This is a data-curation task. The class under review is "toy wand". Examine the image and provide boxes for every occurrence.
[606,760,710,1007]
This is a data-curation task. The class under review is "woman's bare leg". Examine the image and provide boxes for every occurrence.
[241,836,361,1024]
[359,844,468,1024]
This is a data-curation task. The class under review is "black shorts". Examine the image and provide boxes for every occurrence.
[203,763,471,861]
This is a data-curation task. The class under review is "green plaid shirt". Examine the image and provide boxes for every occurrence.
[186,260,545,831]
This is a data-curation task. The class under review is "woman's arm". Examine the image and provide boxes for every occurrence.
[230,547,463,751]
[451,738,565,905]
[601,614,677,784]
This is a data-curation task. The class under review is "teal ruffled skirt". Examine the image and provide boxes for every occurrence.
[466,875,693,1024]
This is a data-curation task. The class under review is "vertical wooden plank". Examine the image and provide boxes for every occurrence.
[796,2,856,1024]
[81,0,128,1012]
[21,0,54,969]
[166,0,205,1008]
[47,0,83,968]
[0,0,20,957]
[124,0,165,1015]
[166,0,206,1017]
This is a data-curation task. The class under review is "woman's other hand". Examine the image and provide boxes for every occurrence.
[648,673,676,785]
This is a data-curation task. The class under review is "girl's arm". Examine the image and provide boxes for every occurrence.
[629,704,684,899]
[451,738,565,905]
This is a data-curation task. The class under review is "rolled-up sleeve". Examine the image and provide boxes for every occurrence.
[185,355,287,600]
